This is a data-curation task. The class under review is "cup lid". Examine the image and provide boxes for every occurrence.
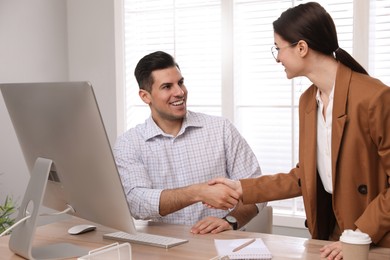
[340,229,372,244]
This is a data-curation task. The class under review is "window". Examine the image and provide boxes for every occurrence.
[123,0,390,223]
[369,0,390,84]
[123,0,222,125]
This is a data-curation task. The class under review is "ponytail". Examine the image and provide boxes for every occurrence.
[334,48,368,75]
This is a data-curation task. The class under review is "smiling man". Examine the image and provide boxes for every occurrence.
[114,51,265,234]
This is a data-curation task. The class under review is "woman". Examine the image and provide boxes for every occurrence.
[210,2,390,259]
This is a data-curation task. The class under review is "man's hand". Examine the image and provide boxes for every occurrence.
[198,183,240,210]
[159,180,240,216]
[202,178,243,210]
[208,177,243,197]
[320,241,343,260]
[190,216,232,234]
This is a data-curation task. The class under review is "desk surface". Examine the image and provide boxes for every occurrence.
[1,217,389,260]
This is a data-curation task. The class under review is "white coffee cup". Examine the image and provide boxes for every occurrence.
[340,229,372,260]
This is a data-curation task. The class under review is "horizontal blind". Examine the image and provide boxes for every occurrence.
[124,0,174,126]
[233,0,353,215]
[233,0,298,214]
[369,0,390,85]
[124,0,222,129]
[123,0,385,219]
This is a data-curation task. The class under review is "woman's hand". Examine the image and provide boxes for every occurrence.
[320,241,343,260]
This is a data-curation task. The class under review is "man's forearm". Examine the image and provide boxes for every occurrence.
[226,201,259,229]
[159,185,201,216]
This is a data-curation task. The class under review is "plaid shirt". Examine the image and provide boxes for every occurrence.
[114,111,263,225]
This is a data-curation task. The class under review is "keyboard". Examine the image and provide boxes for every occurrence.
[103,231,189,249]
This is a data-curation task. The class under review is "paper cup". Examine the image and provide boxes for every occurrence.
[340,229,372,260]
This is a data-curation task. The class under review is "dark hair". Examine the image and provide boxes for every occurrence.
[273,2,368,75]
[134,51,180,92]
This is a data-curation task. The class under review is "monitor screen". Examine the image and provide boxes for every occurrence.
[0,81,136,235]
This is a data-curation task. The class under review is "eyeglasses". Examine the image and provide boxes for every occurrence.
[271,42,298,60]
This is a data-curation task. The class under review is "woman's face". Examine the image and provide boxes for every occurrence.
[273,33,303,79]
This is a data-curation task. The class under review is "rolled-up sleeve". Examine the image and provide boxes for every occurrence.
[114,133,163,219]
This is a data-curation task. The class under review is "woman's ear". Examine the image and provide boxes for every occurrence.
[297,40,309,57]
[139,89,151,105]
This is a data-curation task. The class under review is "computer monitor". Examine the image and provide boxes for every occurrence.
[0,82,136,259]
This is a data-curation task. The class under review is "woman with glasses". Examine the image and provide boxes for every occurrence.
[209,2,390,259]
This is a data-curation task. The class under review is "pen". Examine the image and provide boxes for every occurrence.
[232,238,256,252]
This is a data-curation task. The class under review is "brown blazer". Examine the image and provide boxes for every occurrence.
[241,63,390,247]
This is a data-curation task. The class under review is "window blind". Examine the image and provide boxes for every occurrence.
[123,0,387,219]
[370,0,390,84]
[124,0,222,128]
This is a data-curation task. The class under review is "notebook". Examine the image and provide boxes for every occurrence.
[214,238,272,259]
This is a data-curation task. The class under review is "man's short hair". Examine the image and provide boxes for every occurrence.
[134,51,180,92]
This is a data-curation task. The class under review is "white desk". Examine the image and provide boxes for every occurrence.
[1,217,389,259]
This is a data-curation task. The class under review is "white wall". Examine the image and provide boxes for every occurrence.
[0,0,68,204]
[67,0,119,144]
[0,0,118,206]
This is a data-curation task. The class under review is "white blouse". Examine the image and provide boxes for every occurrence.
[316,86,335,194]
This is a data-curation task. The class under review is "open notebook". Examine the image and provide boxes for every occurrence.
[214,238,272,260]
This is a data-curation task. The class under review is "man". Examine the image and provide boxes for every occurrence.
[114,51,264,234]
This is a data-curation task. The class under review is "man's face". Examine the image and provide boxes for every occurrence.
[139,66,187,126]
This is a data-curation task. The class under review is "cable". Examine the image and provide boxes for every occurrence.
[0,215,30,237]
[40,204,75,216]
[0,204,75,237]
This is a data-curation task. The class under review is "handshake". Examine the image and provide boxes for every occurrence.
[201,177,243,210]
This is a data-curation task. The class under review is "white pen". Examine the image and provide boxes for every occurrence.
[232,238,256,252]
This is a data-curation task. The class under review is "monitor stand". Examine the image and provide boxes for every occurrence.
[8,157,88,260]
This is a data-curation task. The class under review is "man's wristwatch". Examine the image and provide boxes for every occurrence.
[223,215,238,230]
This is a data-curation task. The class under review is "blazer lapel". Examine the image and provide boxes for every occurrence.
[332,63,351,187]
[303,87,319,230]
